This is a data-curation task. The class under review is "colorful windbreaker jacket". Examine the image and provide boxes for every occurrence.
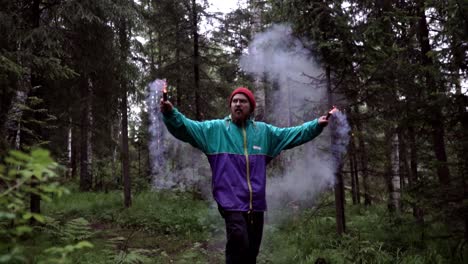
[163,108,323,212]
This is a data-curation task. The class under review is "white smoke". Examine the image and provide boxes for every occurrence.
[331,111,351,170]
[146,24,352,217]
[146,79,166,176]
[146,79,211,194]
[240,24,350,216]
[240,23,326,123]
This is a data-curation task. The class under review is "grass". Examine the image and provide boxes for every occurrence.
[13,186,468,263]
[258,195,467,264]
[23,187,225,263]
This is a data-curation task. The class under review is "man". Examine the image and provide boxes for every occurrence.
[160,87,329,263]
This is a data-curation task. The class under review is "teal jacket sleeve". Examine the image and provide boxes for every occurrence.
[162,108,210,152]
[267,118,324,157]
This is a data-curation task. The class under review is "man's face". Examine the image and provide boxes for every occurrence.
[230,93,251,123]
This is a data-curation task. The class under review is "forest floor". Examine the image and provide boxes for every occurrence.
[18,187,468,263]
[87,221,225,263]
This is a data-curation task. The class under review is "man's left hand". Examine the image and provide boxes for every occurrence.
[318,116,328,127]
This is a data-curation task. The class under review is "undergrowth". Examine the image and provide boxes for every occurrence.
[15,184,468,263]
[36,187,223,263]
[258,195,468,264]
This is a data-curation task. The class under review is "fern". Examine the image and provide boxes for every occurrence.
[40,215,62,237]
[41,241,93,264]
[113,250,152,264]
[61,217,94,242]
[94,248,152,264]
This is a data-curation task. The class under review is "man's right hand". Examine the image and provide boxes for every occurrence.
[160,99,173,114]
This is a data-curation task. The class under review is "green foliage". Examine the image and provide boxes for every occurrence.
[40,241,94,264]
[116,191,217,240]
[45,217,95,243]
[39,189,222,263]
[259,201,467,264]
[45,190,218,240]
[44,190,122,222]
[112,250,153,264]
[0,148,66,232]
[19,187,468,263]
[0,149,94,263]
[0,55,26,78]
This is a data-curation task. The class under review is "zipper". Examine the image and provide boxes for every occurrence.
[242,125,253,212]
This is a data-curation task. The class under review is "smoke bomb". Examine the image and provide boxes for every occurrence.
[163,81,168,101]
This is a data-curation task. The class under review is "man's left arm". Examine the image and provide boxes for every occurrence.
[268,116,328,156]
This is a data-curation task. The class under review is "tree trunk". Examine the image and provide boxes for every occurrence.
[79,76,93,191]
[349,132,360,204]
[67,119,72,178]
[398,130,410,189]
[175,18,182,107]
[352,139,361,204]
[349,153,357,205]
[250,0,266,121]
[29,0,42,218]
[71,127,77,179]
[457,92,468,240]
[353,106,371,206]
[67,122,73,178]
[388,132,401,212]
[6,90,28,149]
[450,13,468,239]
[119,19,131,208]
[121,90,131,207]
[408,125,418,186]
[191,0,201,120]
[407,125,424,222]
[327,66,345,235]
[416,0,450,186]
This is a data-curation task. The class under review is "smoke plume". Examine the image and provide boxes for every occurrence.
[240,24,350,216]
[146,80,211,194]
[146,24,351,218]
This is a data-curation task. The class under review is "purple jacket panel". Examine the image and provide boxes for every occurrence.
[208,153,268,211]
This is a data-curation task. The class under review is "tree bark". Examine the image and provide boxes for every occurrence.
[250,0,266,121]
[175,18,182,107]
[119,18,131,208]
[353,106,371,206]
[191,0,201,120]
[71,124,78,179]
[349,132,360,204]
[388,132,401,212]
[6,90,28,149]
[407,125,424,222]
[29,0,42,218]
[457,92,468,240]
[79,76,93,191]
[67,119,72,178]
[398,129,410,189]
[408,125,418,186]
[121,90,131,207]
[416,0,450,186]
[327,66,345,235]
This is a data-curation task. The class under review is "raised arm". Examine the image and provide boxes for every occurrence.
[160,99,210,152]
[267,116,328,157]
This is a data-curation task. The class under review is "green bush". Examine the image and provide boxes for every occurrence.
[44,189,220,241]
[259,201,467,264]
[0,149,92,263]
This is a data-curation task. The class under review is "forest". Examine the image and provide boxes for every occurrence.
[1,0,467,263]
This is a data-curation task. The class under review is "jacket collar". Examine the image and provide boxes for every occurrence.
[224,114,256,128]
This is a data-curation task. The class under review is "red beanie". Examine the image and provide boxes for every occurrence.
[229,87,256,112]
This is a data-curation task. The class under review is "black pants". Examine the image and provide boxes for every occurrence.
[219,207,264,264]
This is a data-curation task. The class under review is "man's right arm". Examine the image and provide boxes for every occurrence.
[160,100,208,152]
